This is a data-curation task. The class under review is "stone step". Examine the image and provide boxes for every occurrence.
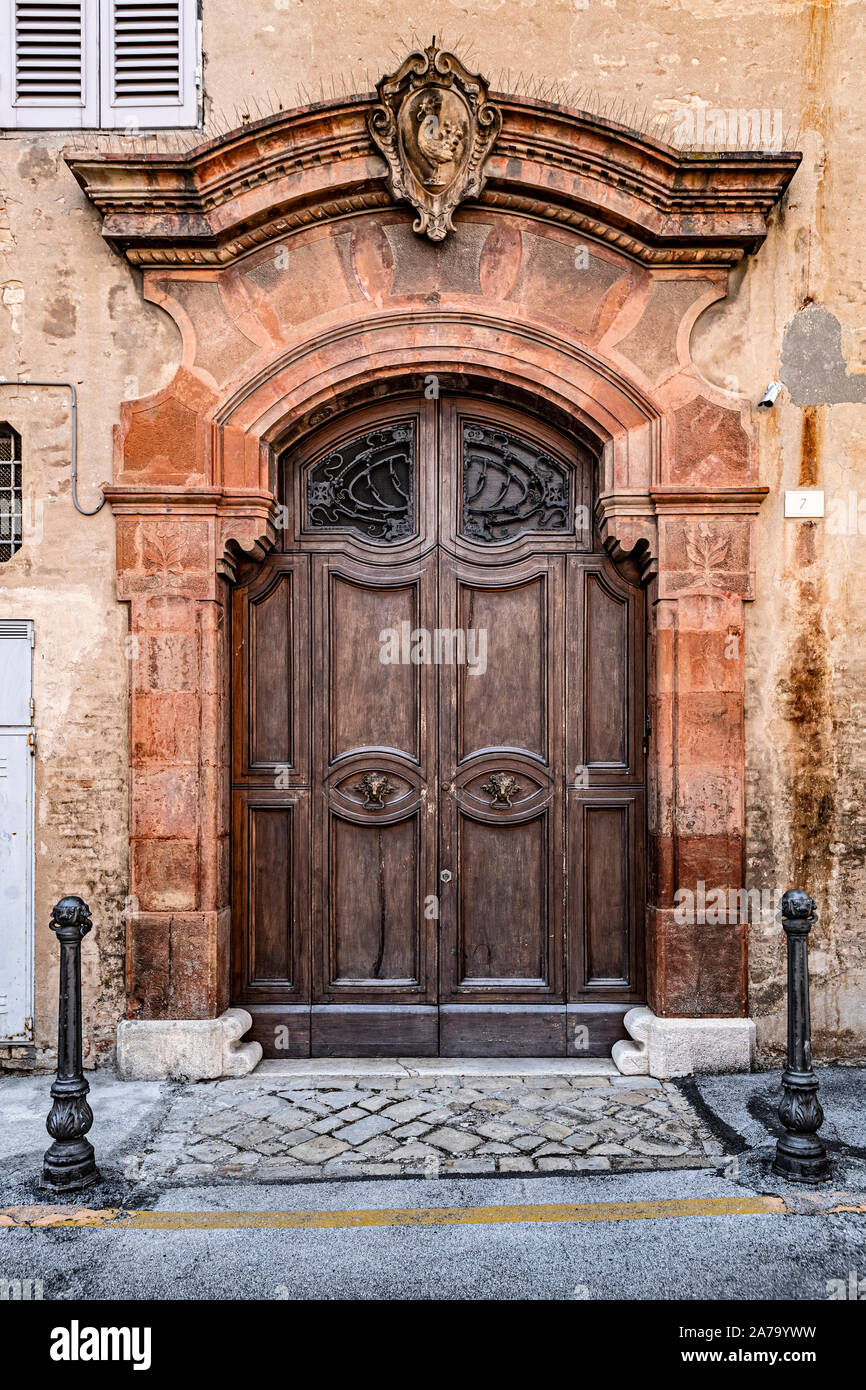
[255,1057,619,1082]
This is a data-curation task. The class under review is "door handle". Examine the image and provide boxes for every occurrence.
[481,771,518,808]
[354,772,395,810]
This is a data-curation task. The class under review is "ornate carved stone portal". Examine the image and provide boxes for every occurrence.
[65,76,801,1073]
[368,41,502,240]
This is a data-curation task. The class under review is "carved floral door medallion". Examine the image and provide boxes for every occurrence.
[367,42,503,241]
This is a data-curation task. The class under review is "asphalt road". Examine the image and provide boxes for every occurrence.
[3,1168,865,1301]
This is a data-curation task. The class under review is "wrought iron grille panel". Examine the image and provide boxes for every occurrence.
[462,424,571,542]
[305,422,415,541]
[0,425,22,564]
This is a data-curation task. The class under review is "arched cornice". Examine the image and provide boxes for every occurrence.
[66,91,800,270]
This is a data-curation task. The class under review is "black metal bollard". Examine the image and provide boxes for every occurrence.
[772,889,830,1184]
[42,897,100,1190]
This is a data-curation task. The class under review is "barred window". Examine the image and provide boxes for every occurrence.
[0,425,23,563]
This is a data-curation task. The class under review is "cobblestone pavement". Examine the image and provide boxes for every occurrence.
[131,1071,728,1184]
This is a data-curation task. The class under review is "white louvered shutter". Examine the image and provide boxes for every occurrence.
[0,1,99,128]
[99,0,197,128]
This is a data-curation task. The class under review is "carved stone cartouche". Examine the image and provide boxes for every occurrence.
[367,42,502,241]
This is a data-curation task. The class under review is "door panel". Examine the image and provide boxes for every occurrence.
[455,574,550,761]
[329,812,422,984]
[231,790,310,1005]
[568,789,646,1002]
[250,804,296,983]
[455,812,550,985]
[310,1005,438,1057]
[439,1005,567,1057]
[250,572,295,768]
[326,570,423,763]
[566,556,645,785]
[585,572,629,768]
[232,556,310,786]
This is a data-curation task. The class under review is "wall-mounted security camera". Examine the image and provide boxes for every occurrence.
[757,380,782,408]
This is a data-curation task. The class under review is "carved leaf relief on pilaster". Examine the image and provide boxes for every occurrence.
[684,522,730,588]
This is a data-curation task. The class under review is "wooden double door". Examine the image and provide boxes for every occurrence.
[232,393,646,1056]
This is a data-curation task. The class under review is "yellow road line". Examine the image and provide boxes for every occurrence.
[1,1195,785,1231]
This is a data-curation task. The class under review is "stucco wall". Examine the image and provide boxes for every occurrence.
[0,143,180,1067]
[1,0,864,1066]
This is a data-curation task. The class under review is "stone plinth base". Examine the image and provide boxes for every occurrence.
[116,1007,262,1081]
[612,1006,755,1079]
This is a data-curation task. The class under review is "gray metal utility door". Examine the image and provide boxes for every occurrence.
[0,620,34,1042]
